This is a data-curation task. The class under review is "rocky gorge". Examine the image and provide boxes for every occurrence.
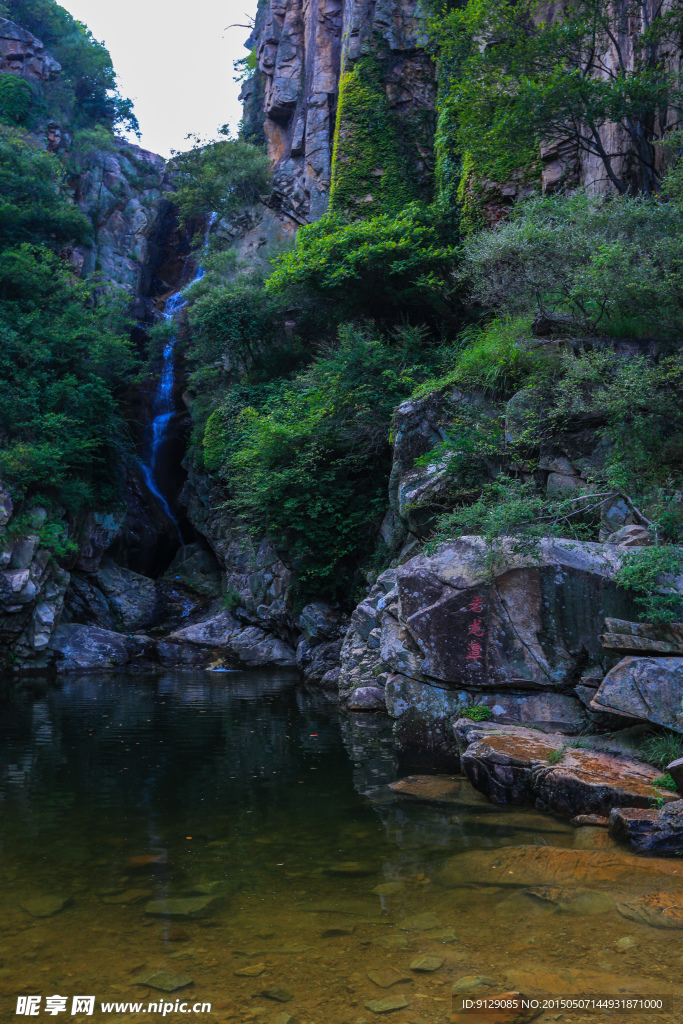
[2,0,683,883]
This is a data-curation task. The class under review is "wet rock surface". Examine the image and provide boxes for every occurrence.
[609,799,683,854]
[456,720,676,817]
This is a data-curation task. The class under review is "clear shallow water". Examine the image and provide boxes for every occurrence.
[0,672,681,1024]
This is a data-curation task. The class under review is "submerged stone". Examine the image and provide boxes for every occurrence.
[19,896,71,918]
[389,775,488,806]
[134,970,193,992]
[101,889,151,905]
[371,882,405,896]
[321,924,355,937]
[410,956,443,972]
[191,881,231,895]
[617,893,683,929]
[367,967,411,988]
[234,964,266,977]
[260,987,293,1003]
[144,896,220,918]
[452,976,497,994]
[326,861,378,876]
[364,996,410,1014]
[523,886,612,915]
[400,912,441,931]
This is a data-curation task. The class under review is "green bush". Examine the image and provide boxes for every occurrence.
[171,135,272,224]
[267,202,459,323]
[203,324,440,603]
[0,128,91,247]
[463,191,683,338]
[460,704,492,721]
[614,547,683,624]
[0,131,135,514]
[0,76,33,125]
[4,0,138,133]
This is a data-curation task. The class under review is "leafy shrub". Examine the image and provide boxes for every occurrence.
[464,191,683,338]
[267,202,459,324]
[0,132,135,514]
[460,704,492,721]
[203,324,440,603]
[4,0,138,133]
[0,76,33,125]
[0,129,91,247]
[171,135,272,223]
[431,0,683,197]
[614,547,683,624]
[653,773,679,793]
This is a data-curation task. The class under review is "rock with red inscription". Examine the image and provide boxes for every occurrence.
[396,537,635,689]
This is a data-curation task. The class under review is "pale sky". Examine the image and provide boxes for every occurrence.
[59,0,259,157]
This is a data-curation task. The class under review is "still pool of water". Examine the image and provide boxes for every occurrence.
[0,672,681,1024]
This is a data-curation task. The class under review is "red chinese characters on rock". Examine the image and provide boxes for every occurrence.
[465,595,486,667]
[466,640,483,663]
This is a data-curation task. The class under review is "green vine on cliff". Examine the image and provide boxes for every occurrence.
[330,51,432,216]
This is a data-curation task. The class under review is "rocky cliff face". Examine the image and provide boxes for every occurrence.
[245,0,434,223]
[68,139,169,318]
[0,17,61,81]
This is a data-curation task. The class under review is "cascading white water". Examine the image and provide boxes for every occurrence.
[140,264,205,542]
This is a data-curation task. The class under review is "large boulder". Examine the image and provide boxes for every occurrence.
[160,610,297,669]
[455,720,678,818]
[609,800,683,855]
[591,656,683,732]
[48,624,153,673]
[397,537,635,689]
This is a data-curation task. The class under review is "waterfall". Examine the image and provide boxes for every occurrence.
[139,263,205,543]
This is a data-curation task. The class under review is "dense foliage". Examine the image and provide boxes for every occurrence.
[464,191,683,338]
[267,203,459,324]
[171,135,272,224]
[0,129,135,515]
[0,0,139,133]
[200,325,442,601]
[432,0,683,205]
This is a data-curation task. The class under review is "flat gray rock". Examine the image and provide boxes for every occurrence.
[134,971,193,992]
[592,656,683,731]
[260,987,293,1003]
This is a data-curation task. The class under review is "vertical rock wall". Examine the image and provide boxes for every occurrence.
[247,0,435,223]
